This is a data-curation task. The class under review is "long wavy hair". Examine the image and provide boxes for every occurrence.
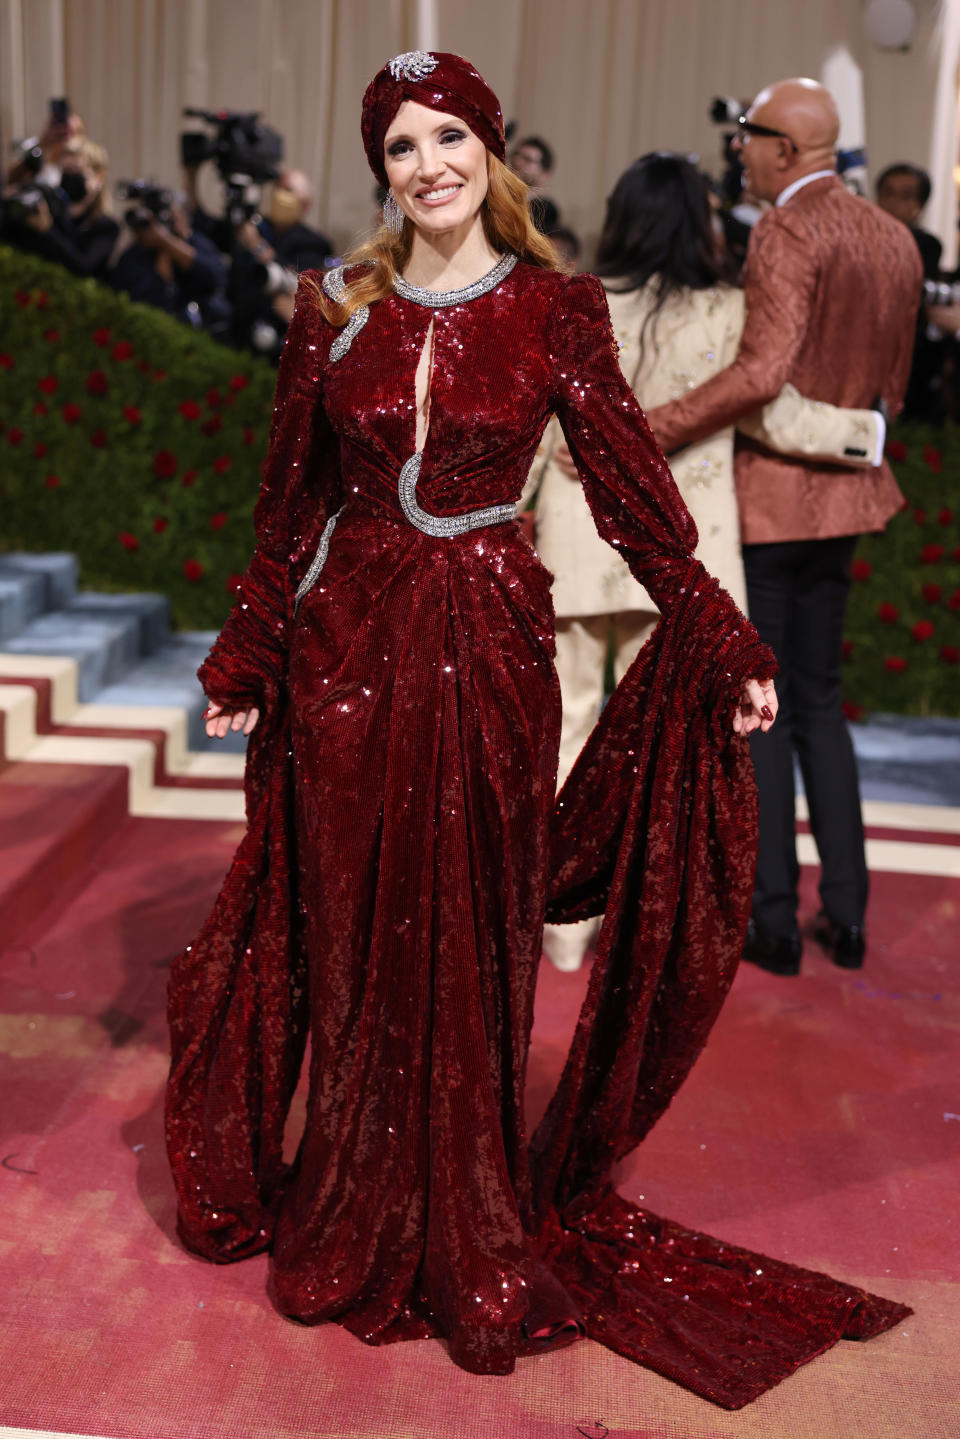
[594,152,731,362]
[309,153,558,324]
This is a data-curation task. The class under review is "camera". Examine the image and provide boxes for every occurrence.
[924,279,960,306]
[3,138,47,222]
[710,96,746,126]
[180,108,284,226]
[117,178,175,230]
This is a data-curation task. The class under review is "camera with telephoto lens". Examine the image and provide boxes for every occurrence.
[3,137,46,222]
[180,108,284,226]
[117,179,175,230]
[924,279,960,307]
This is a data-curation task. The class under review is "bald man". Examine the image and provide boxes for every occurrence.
[647,79,922,977]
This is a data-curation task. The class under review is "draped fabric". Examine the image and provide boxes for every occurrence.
[1,0,952,260]
[165,263,909,1408]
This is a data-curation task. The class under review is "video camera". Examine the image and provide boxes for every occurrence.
[4,137,47,222]
[180,108,284,226]
[117,178,175,231]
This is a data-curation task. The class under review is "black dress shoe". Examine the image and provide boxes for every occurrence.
[742,917,802,976]
[814,910,866,969]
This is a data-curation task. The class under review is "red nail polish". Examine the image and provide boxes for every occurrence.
[760,705,773,721]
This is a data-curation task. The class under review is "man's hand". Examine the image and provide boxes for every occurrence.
[24,198,54,234]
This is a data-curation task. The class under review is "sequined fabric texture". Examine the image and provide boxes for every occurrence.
[165,263,909,1408]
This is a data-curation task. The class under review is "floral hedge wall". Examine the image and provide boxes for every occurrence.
[0,246,275,628]
[1,246,958,716]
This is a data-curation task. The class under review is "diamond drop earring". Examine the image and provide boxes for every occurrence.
[383,190,404,235]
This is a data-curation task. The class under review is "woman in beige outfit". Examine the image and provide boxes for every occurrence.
[529,154,881,970]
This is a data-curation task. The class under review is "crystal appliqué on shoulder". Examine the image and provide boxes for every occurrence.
[398,451,515,538]
[387,51,438,82]
[392,252,518,308]
[323,267,369,362]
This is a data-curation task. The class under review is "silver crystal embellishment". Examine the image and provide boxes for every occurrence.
[387,50,438,82]
[392,251,517,309]
[398,451,516,538]
[294,505,345,613]
[323,266,369,361]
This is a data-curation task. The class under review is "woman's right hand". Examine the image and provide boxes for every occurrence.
[203,701,260,738]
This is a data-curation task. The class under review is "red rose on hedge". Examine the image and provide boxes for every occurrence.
[37,375,58,395]
[923,443,943,473]
[213,455,232,474]
[201,415,223,436]
[33,442,48,459]
[178,399,202,420]
[181,469,197,487]
[841,700,865,722]
[851,558,872,581]
[61,402,82,424]
[920,543,944,564]
[92,327,111,346]
[152,517,168,534]
[209,511,228,530]
[183,559,204,583]
[941,645,960,664]
[922,583,942,604]
[14,289,30,308]
[118,531,139,551]
[937,507,954,527]
[954,547,960,562]
[7,427,23,446]
[43,328,60,343]
[911,620,935,642]
[90,429,108,448]
[206,387,222,408]
[44,475,61,489]
[884,656,907,672]
[111,340,134,361]
[885,439,907,462]
[229,373,249,391]
[35,290,50,309]
[123,406,142,425]
[152,369,167,382]
[34,402,48,416]
[877,601,899,624]
[242,426,256,445]
[912,508,927,525]
[0,353,14,369]
[153,450,177,478]
[225,572,244,594]
[85,370,109,395]
[842,639,854,660]
[948,589,960,612]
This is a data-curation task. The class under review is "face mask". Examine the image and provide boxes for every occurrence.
[60,170,88,203]
[269,189,302,228]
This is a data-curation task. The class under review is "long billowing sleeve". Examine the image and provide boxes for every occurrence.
[166,274,339,1261]
[198,271,341,718]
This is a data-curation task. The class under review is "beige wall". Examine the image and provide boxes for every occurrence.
[0,0,956,259]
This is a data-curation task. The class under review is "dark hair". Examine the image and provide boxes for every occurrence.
[546,225,581,258]
[876,163,931,208]
[594,152,729,360]
[513,135,554,172]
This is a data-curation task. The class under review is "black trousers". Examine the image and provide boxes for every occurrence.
[744,536,868,937]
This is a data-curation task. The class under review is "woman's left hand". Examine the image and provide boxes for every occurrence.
[733,677,778,737]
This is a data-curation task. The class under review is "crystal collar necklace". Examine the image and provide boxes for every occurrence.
[392,251,517,307]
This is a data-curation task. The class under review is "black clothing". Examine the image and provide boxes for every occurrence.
[903,224,945,422]
[911,225,942,281]
[1,185,118,281]
[110,229,229,330]
[228,217,333,355]
[529,194,560,233]
[744,536,868,939]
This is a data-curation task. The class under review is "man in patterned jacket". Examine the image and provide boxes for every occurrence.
[647,78,923,976]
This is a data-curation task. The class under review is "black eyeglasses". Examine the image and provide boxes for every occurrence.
[737,115,798,153]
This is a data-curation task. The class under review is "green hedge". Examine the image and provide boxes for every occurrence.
[1,245,958,715]
[0,245,275,628]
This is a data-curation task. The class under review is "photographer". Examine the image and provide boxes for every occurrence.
[110,187,230,334]
[227,169,332,354]
[4,138,119,281]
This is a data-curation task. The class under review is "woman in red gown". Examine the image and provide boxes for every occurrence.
[166,51,908,1407]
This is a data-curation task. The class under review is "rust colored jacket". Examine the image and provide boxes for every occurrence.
[646,175,923,544]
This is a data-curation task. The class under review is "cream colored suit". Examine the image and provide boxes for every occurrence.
[529,279,881,970]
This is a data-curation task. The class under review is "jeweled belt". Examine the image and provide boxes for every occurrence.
[293,454,516,613]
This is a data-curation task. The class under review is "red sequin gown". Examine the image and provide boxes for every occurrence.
[165,258,908,1407]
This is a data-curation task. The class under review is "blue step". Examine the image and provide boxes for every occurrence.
[4,609,144,701]
[851,714,960,807]
[0,552,78,613]
[0,569,46,643]
[66,591,170,656]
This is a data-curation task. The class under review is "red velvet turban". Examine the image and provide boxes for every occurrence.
[361,51,506,188]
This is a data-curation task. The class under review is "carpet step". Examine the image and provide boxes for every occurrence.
[0,758,129,947]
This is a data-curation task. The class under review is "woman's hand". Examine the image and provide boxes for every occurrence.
[732,677,777,737]
[203,700,260,739]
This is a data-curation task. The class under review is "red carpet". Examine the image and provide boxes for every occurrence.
[0,805,956,1438]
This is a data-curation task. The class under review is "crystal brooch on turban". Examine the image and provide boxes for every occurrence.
[388,50,438,82]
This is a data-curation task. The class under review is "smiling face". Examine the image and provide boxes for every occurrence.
[383,101,489,237]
